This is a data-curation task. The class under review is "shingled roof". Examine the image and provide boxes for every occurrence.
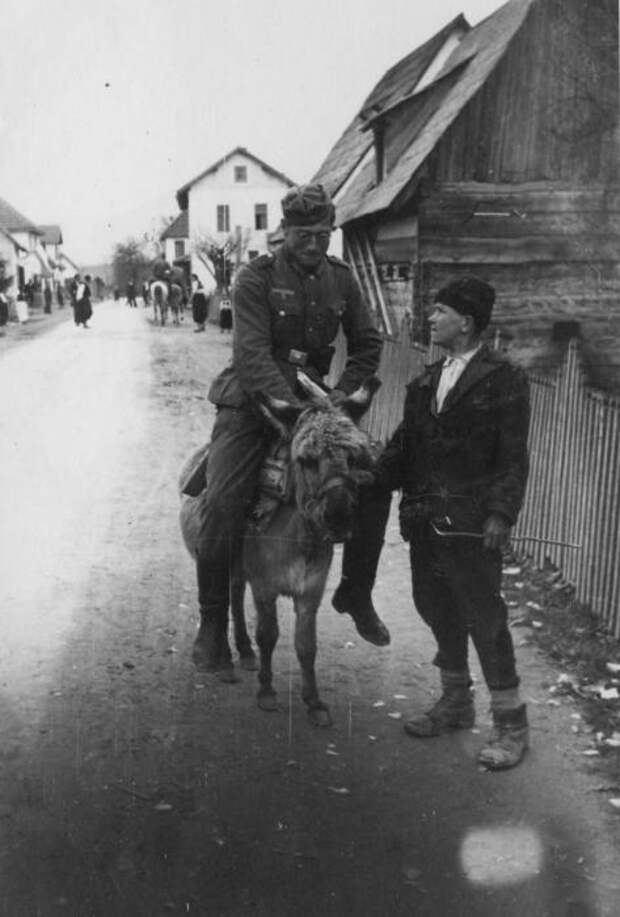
[0,196,42,235]
[160,211,189,241]
[313,0,536,224]
[313,17,469,204]
[38,224,63,245]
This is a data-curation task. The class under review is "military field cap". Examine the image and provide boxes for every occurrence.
[281,183,336,228]
[435,276,495,332]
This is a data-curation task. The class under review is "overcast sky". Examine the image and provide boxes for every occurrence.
[1,0,503,264]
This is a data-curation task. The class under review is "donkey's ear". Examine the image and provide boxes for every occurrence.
[342,376,381,417]
[253,392,304,439]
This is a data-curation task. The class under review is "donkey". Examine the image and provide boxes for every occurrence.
[179,376,379,726]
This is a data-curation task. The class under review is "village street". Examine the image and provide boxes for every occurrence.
[0,301,619,916]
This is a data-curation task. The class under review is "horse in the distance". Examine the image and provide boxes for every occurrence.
[179,374,379,726]
[151,281,183,326]
[168,283,184,325]
[151,280,168,325]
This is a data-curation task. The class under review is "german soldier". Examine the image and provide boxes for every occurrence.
[191,183,391,673]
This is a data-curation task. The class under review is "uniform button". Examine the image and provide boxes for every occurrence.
[279,310,285,316]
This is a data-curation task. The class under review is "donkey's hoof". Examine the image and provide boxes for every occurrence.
[192,648,220,672]
[257,690,278,712]
[308,705,332,727]
[217,665,239,684]
[239,650,258,671]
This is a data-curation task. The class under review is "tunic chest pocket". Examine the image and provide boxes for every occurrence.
[268,290,303,333]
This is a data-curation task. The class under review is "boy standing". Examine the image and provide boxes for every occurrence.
[377,277,530,769]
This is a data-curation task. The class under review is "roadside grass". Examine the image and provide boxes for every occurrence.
[503,553,620,787]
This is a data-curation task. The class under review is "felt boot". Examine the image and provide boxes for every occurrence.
[404,670,475,737]
[478,703,529,770]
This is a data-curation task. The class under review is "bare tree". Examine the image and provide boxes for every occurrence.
[112,237,149,291]
[192,229,251,296]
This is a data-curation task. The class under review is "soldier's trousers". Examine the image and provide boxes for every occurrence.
[195,405,391,616]
[409,526,519,690]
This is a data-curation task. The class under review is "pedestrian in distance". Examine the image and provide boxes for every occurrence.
[57,284,64,308]
[43,283,52,314]
[185,182,391,673]
[374,276,531,769]
[218,297,232,333]
[73,274,93,328]
[0,291,8,333]
[191,274,208,332]
[142,280,150,307]
[126,280,137,308]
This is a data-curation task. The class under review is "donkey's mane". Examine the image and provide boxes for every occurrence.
[291,403,371,463]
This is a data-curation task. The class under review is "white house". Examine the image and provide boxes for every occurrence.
[160,210,189,275]
[175,146,295,290]
[0,226,25,300]
[0,196,45,296]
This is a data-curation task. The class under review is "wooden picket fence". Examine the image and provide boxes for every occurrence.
[329,335,620,637]
[514,341,620,637]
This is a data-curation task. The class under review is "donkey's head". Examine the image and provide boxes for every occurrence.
[255,378,379,543]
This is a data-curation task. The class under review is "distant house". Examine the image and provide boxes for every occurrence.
[38,224,63,262]
[312,0,620,390]
[0,226,25,299]
[175,146,295,289]
[160,210,190,282]
[38,224,66,293]
[0,196,45,297]
[58,252,79,280]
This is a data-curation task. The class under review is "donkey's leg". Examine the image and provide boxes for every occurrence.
[294,595,332,727]
[230,572,257,670]
[255,596,279,712]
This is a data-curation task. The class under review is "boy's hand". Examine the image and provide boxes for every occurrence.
[483,513,511,550]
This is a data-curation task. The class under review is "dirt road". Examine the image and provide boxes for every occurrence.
[0,301,619,916]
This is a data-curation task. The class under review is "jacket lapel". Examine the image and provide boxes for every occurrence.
[441,346,499,412]
[418,360,444,416]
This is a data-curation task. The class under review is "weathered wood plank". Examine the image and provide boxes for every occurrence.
[419,235,620,263]
[422,182,620,211]
[420,212,620,238]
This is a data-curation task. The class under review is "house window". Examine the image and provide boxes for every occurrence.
[217,204,230,233]
[174,240,185,259]
[255,203,268,230]
[234,165,247,183]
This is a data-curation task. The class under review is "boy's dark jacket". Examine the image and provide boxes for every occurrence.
[376,345,530,536]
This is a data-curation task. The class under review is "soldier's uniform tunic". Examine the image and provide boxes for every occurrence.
[198,245,383,568]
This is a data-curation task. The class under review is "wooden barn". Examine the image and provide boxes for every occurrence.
[312,0,620,391]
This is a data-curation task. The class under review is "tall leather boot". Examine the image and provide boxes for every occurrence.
[478,703,529,770]
[404,669,475,737]
[332,487,391,646]
[193,555,235,680]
